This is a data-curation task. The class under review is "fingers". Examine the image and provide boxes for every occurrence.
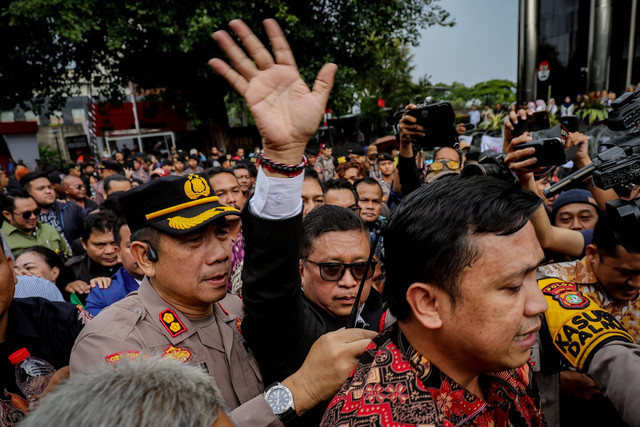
[228,19,275,70]
[327,327,377,342]
[263,18,296,66]
[211,30,258,82]
[311,63,338,105]
[208,58,248,95]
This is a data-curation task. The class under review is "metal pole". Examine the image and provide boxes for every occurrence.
[627,0,638,89]
[129,81,143,152]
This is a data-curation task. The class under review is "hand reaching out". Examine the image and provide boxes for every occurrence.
[209,19,336,165]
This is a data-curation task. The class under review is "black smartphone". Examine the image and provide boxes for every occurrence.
[514,137,566,168]
[560,115,579,132]
[511,111,551,136]
[464,123,475,131]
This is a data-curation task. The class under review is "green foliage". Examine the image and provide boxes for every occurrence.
[438,79,516,107]
[575,93,609,125]
[38,145,68,169]
[478,112,507,131]
[1,0,455,130]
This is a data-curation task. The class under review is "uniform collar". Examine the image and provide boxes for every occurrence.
[138,278,239,354]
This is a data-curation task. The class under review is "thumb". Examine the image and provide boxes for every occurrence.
[312,63,338,106]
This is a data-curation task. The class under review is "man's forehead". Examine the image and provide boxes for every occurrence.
[310,229,369,256]
[32,177,51,187]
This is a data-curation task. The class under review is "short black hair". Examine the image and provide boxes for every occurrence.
[303,170,324,193]
[205,167,235,179]
[301,205,369,259]
[81,211,118,242]
[1,190,33,213]
[19,172,49,191]
[324,179,358,203]
[104,174,130,194]
[354,177,382,195]
[592,211,640,256]
[114,216,128,247]
[383,175,542,320]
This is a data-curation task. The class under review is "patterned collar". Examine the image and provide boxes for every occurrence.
[321,322,544,427]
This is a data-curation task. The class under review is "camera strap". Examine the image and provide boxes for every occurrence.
[346,226,383,329]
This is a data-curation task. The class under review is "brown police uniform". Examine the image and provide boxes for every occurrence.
[70,278,281,426]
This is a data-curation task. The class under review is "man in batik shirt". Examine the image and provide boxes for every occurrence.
[322,176,547,426]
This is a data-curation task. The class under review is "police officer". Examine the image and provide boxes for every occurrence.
[69,173,374,425]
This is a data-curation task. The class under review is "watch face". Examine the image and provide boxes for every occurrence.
[266,387,291,414]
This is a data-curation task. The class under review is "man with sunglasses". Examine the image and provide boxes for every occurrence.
[0,190,70,257]
[62,175,98,211]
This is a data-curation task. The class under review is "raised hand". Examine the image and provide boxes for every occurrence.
[209,19,337,164]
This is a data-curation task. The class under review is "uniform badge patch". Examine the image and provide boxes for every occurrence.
[235,317,242,333]
[541,280,590,310]
[184,174,211,200]
[159,309,187,337]
[162,345,192,362]
[105,350,142,365]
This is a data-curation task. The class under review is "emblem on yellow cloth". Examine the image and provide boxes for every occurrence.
[184,174,210,200]
[162,345,192,362]
[167,206,238,230]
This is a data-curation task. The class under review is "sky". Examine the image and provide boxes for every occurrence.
[410,0,518,86]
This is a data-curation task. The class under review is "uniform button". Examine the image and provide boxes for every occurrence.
[134,307,143,315]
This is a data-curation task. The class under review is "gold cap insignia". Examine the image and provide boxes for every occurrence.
[184,174,211,200]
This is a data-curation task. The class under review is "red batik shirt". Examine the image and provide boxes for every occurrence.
[321,323,545,427]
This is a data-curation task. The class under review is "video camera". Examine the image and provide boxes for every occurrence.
[606,198,640,253]
[391,98,458,149]
[543,130,640,198]
[606,87,640,130]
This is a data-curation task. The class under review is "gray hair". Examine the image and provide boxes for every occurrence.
[21,357,229,427]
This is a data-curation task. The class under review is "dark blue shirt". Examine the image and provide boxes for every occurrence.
[85,267,140,316]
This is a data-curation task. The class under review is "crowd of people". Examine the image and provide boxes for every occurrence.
[1,18,640,427]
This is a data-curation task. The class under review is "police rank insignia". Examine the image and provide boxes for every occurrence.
[184,174,210,200]
[162,345,192,362]
[160,309,187,337]
[541,280,590,310]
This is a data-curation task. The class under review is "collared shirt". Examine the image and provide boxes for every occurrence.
[0,298,88,426]
[1,221,71,258]
[539,257,640,343]
[70,279,279,426]
[85,267,141,316]
[65,255,121,305]
[321,323,545,426]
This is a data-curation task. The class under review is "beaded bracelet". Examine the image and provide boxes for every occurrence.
[256,151,308,177]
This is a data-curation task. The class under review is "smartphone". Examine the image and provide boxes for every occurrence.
[514,137,566,168]
[511,111,551,136]
[560,116,579,132]
[464,123,475,131]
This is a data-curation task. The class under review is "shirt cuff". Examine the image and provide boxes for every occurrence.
[249,167,303,220]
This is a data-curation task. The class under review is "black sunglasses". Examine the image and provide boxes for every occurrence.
[303,259,377,282]
[12,208,41,220]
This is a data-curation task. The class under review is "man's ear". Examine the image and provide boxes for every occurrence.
[130,241,156,278]
[7,255,16,285]
[2,210,11,222]
[586,244,598,263]
[81,239,87,252]
[299,259,306,290]
[114,245,122,264]
[405,282,446,330]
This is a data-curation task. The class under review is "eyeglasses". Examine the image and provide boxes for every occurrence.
[303,259,377,281]
[428,160,459,171]
[68,185,85,190]
[12,208,41,220]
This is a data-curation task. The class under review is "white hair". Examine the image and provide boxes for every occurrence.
[20,357,229,427]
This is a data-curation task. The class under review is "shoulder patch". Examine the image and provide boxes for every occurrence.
[105,350,144,365]
[162,345,192,362]
[159,309,187,337]
[540,279,590,310]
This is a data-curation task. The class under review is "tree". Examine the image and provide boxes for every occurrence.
[1,0,454,144]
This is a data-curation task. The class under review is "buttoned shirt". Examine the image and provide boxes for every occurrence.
[1,221,71,258]
[70,278,280,426]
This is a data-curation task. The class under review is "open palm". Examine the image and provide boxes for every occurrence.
[209,19,336,162]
